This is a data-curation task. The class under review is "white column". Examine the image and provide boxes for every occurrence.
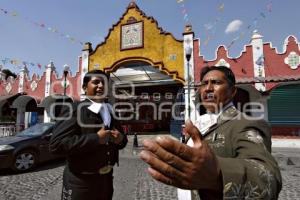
[43,61,55,123]
[24,112,30,129]
[0,65,5,81]
[18,66,27,93]
[81,42,92,100]
[183,25,196,123]
[16,109,25,132]
[179,25,196,200]
[251,30,266,91]
[16,66,28,131]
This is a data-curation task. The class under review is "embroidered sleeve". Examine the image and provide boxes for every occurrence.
[217,121,282,199]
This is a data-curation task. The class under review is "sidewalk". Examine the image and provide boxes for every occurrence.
[272,137,300,148]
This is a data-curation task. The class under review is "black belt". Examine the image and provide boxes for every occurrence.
[80,165,113,175]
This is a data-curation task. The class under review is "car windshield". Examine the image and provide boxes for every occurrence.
[16,123,54,137]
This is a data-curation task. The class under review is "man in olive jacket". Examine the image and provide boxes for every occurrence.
[140,66,282,199]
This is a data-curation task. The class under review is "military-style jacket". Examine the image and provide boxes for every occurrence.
[49,100,128,174]
[197,106,282,199]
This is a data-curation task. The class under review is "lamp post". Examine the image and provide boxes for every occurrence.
[185,46,192,119]
[63,64,69,96]
[0,65,3,82]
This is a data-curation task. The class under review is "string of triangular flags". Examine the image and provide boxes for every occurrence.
[0,57,45,70]
[0,7,84,46]
[226,1,273,49]
[176,0,190,24]
[203,3,225,46]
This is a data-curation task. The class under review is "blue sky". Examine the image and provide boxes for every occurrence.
[0,0,299,78]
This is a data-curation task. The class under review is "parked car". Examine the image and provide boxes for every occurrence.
[0,123,63,172]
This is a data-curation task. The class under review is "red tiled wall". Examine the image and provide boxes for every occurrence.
[263,37,300,90]
[271,126,300,136]
[194,43,254,84]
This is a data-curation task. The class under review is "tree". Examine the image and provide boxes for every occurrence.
[2,69,17,80]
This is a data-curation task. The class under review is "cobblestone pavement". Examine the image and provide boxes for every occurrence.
[272,148,300,200]
[0,160,64,200]
[0,136,299,200]
[113,157,177,200]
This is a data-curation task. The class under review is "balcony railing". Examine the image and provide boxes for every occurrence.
[0,124,16,137]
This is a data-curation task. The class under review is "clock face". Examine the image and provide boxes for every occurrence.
[121,21,143,50]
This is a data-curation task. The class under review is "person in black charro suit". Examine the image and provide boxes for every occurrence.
[50,70,127,200]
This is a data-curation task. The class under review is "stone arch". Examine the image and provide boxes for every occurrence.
[11,95,39,112]
[103,57,184,83]
[102,58,184,133]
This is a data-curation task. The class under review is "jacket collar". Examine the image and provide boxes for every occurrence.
[203,105,239,136]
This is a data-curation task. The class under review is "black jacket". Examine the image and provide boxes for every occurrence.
[49,100,128,174]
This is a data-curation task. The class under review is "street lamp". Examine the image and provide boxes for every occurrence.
[185,46,192,119]
[63,64,69,96]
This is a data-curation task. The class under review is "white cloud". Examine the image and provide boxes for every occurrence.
[225,20,243,34]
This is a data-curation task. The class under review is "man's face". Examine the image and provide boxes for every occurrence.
[199,70,236,113]
[84,76,108,102]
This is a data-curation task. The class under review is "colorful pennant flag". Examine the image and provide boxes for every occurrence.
[260,12,266,18]
[201,3,225,46]
[227,1,272,49]
[267,1,272,12]
[218,3,225,12]
[1,56,46,70]
[0,7,84,46]
[176,0,190,24]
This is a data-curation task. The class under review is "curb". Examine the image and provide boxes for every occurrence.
[271,138,300,148]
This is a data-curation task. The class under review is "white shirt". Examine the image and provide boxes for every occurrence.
[194,113,218,135]
[86,98,112,127]
[178,102,234,200]
[194,102,234,135]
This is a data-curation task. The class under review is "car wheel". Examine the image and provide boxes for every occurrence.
[12,151,37,172]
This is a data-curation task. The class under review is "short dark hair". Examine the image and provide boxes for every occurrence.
[82,70,110,88]
[200,66,236,87]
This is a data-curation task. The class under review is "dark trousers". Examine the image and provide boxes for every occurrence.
[61,166,114,200]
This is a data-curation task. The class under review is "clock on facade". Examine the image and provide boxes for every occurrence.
[121,21,143,50]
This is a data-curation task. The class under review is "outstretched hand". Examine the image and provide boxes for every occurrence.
[139,120,222,191]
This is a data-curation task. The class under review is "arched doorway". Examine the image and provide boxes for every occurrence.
[109,61,183,133]
[11,95,43,130]
[0,94,20,122]
[39,94,74,122]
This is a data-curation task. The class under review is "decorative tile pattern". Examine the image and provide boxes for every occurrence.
[284,52,300,69]
[31,81,38,91]
[216,59,230,68]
